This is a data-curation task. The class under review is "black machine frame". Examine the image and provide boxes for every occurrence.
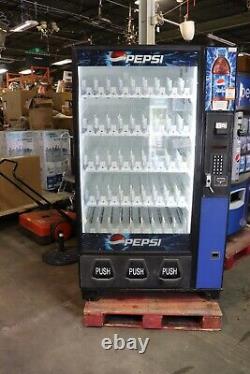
[72,45,227,299]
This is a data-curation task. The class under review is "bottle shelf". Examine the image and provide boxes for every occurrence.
[81,94,193,99]
[82,147,190,174]
[85,202,187,208]
[81,130,191,138]
[82,168,189,174]
[84,174,189,210]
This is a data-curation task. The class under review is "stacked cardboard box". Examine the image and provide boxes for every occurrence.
[52,92,72,112]
[0,130,71,190]
[33,130,71,190]
[28,97,53,130]
[0,155,41,214]
[2,89,37,122]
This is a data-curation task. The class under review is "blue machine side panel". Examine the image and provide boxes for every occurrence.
[196,197,229,289]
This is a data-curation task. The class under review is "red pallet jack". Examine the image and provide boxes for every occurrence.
[0,158,78,266]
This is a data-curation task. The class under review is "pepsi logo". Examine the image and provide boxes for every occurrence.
[216,78,225,85]
[108,234,126,246]
[109,51,127,63]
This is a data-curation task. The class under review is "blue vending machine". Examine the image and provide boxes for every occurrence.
[73,46,237,299]
[228,73,250,235]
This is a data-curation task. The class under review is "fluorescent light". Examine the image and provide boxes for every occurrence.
[10,20,38,32]
[52,59,72,66]
[0,68,7,74]
[19,69,32,75]
[238,52,250,57]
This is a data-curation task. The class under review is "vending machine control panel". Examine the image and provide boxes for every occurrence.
[204,112,234,196]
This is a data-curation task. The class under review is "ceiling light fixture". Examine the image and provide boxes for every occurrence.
[10,20,38,32]
[179,18,195,41]
[52,59,72,66]
[207,33,236,47]
[154,0,195,41]
[19,68,32,75]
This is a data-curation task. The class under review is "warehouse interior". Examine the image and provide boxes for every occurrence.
[0,1,250,374]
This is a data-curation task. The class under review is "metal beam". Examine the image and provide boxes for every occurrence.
[158,12,250,42]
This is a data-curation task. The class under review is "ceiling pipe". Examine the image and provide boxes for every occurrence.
[207,33,236,47]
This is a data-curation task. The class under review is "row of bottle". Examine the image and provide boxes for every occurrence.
[81,113,192,136]
[81,76,193,97]
[82,144,190,173]
[84,174,190,208]
[83,206,188,234]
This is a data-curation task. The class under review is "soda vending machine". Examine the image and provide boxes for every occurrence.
[73,46,237,299]
[228,72,250,235]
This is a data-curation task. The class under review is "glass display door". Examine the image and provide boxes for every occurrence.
[78,62,198,235]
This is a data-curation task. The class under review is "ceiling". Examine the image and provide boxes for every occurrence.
[0,0,250,72]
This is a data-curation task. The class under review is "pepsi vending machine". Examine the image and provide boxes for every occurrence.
[73,46,237,299]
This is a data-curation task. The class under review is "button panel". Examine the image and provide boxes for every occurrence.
[92,260,114,279]
[80,255,191,289]
[126,260,148,279]
[212,154,224,176]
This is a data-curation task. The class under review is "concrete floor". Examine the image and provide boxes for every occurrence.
[0,219,250,374]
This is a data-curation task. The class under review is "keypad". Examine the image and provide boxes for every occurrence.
[212,154,224,175]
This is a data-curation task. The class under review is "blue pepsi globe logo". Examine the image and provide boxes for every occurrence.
[104,233,129,251]
[107,51,128,66]
[108,234,126,246]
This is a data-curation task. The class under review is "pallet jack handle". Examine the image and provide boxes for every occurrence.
[0,158,73,223]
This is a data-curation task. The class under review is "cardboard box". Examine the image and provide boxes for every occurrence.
[33,130,71,190]
[52,92,72,112]
[2,89,37,121]
[0,156,41,213]
[28,98,53,130]
[29,107,53,130]
[53,116,73,134]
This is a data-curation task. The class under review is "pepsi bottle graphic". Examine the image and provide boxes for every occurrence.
[212,49,231,110]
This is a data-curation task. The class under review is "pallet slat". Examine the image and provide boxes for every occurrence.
[225,227,250,270]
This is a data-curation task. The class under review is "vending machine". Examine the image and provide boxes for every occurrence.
[73,46,237,299]
[228,72,250,235]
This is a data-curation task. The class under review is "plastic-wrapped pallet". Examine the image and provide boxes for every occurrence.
[32,130,71,190]
[0,131,34,158]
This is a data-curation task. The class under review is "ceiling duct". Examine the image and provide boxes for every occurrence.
[207,33,236,47]
[94,0,112,24]
[0,56,17,64]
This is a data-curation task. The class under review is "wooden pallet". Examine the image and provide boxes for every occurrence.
[83,294,222,331]
[225,227,250,270]
[225,246,250,270]
[0,191,70,218]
